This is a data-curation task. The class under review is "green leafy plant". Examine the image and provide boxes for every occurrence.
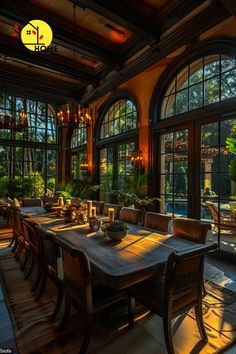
[57,178,99,200]
[112,173,160,208]
[226,137,236,182]
[106,220,128,232]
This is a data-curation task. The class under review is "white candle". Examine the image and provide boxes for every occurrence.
[108,208,114,222]
[58,197,64,207]
[91,206,96,218]
[87,200,92,218]
[66,199,71,207]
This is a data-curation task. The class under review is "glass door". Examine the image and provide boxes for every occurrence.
[160,128,192,217]
[200,118,236,254]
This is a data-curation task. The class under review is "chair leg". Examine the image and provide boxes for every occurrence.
[58,294,71,331]
[12,237,18,253]
[79,317,93,354]
[30,260,41,292]
[24,258,35,280]
[20,251,29,271]
[15,242,23,261]
[128,297,135,329]
[49,280,64,322]
[35,272,47,301]
[163,316,175,354]
[8,234,15,247]
[195,303,208,344]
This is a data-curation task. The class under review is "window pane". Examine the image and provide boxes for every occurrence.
[204,77,220,105]
[189,83,203,110]
[221,69,236,100]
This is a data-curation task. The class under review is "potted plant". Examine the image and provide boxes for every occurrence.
[44,202,55,212]
[106,220,128,241]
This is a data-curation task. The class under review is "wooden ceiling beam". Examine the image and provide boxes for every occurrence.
[219,0,236,15]
[70,0,153,37]
[80,1,230,104]
[0,36,98,84]
[0,0,119,65]
[0,62,88,104]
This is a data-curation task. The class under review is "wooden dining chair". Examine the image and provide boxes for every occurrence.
[22,198,42,207]
[5,206,19,248]
[119,207,141,225]
[103,203,121,220]
[14,211,30,262]
[92,200,104,215]
[55,241,128,354]
[128,243,217,354]
[33,225,64,321]
[144,212,172,233]
[22,219,41,289]
[173,218,211,244]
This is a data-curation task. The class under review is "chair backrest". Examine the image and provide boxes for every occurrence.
[59,244,93,314]
[41,195,58,205]
[164,243,217,316]
[6,206,18,228]
[22,198,42,207]
[119,207,141,225]
[173,218,211,244]
[34,225,59,272]
[144,212,171,233]
[205,201,219,224]
[103,203,121,220]
[15,211,29,238]
[92,200,104,215]
[23,219,41,256]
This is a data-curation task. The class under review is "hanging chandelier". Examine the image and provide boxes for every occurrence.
[56,3,94,128]
[0,109,28,131]
[57,103,93,127]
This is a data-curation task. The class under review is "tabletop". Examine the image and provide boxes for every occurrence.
[21,206,208,289]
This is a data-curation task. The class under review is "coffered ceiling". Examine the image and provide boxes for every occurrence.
[0,0,234,104]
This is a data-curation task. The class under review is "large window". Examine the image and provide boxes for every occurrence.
[153,45,236,255]
[0,93,58,198]
[161,55,236,119]
[70,123,88,180]
[98,97,137,202]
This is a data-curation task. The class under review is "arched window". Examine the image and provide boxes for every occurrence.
[100,98,137,139]
[161,55,236,119]
[70,123,88,180]
[0,93,58,198]
[97,96,138,202]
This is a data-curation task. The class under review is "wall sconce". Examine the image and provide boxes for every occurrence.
[80,160,91,175]
[130,150,144,172]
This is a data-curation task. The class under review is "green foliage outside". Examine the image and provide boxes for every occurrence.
[112,173,160,208]
[0,172,55,199]
[57,178,99,200]
[226,137,236,183]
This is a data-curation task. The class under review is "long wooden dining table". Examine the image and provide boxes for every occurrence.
[21,206,214,289]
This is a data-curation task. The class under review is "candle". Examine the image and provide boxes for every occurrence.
[87,200,92,218]
[91,206,96,218]
[58,197,64,207]
[108,208,114,222]
[66,199,71,207]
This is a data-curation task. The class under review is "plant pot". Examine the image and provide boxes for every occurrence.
[107,229,128,241]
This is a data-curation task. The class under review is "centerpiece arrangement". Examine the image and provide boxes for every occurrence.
[63,199,88,224]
